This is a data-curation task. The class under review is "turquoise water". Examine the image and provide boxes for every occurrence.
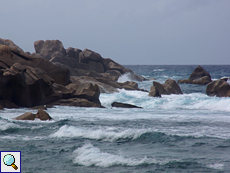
[0,65,230,172]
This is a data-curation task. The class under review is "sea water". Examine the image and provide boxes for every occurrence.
[0,65,230,172]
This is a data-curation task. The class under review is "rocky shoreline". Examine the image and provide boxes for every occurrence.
[0,38,229,120]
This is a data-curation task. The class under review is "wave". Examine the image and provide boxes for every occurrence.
[100,90,230,112]
[50,125,223,142]
[153,69,165,72]
[50,125,152,142]
[72,143,175,167]
[117,72,144,82]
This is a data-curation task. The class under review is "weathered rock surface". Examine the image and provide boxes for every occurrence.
[206,79,230,97]
[0,62,54,107]
[14,112,36,120]
[151,79,183,95]
[0,38,24,52]
[149,86,161,97]
[0,44,70,85]
[14,109,52,121]
[0,38,148,109]
[178,66,212,85]
[66,82,101,104]
[111,102,142,108]
[36,108,52,120]
[50,98,103,108]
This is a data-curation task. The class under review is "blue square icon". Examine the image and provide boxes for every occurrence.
[0,151,21,173]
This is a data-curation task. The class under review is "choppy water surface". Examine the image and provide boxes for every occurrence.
[1,65,230,172]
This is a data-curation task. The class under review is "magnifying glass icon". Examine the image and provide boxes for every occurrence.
[3,154,18,170]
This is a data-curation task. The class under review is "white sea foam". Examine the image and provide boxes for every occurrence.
[207,163,224,170]
[0,121,19,131]
[72,143,169,167]
[153,69,165,72]
[117,72,144,82]
[50,125,151,141]
[100,90,230,112]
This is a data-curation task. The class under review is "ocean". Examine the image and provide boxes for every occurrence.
[1,65,230,173]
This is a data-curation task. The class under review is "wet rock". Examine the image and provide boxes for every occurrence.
[178,66,212,85]
[152,79,183,95]
[149,86,161,97]
[36,108,52,120]
[14,109,52,121]
[206,79,230,97]
[111,102,142,108]
[50,98,103,108]
[14,112,36,120]
[66,82,101,104]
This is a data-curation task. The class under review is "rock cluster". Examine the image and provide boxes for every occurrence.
[149,79,183,97]
[178,65,212,85]
[14,108,52,121]
[0,38,146,109]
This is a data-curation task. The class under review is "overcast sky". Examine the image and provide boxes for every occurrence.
[1,0,230,65]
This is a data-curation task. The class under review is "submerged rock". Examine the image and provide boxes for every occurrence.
[111,102,142,108]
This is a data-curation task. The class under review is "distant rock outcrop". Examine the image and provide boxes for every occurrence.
[149,79,183,96]
[206,79,230,97]
[178,66,212,85]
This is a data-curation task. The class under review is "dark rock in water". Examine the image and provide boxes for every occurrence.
[151,79,183,95]
[192,76,211,85]
[206,79,230,97]
[163,79,183,94]
[178,65,212,85]
[14,112,36,120]
[36,108,52,120]
[111,102,142,108]
[149,86,161,97]
[50,98,103,108]
[14,109,52,121]
[189,65,211,81]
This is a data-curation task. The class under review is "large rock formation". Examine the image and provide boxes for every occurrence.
[149,79,183,96]
[178,66,212,85]
[32,40,145,82]
[206,79,230,97]
[0,38,147,108]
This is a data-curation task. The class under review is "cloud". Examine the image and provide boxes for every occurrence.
[1,0,230,64]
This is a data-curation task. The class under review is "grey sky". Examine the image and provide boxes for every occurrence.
[1,0,230,65]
